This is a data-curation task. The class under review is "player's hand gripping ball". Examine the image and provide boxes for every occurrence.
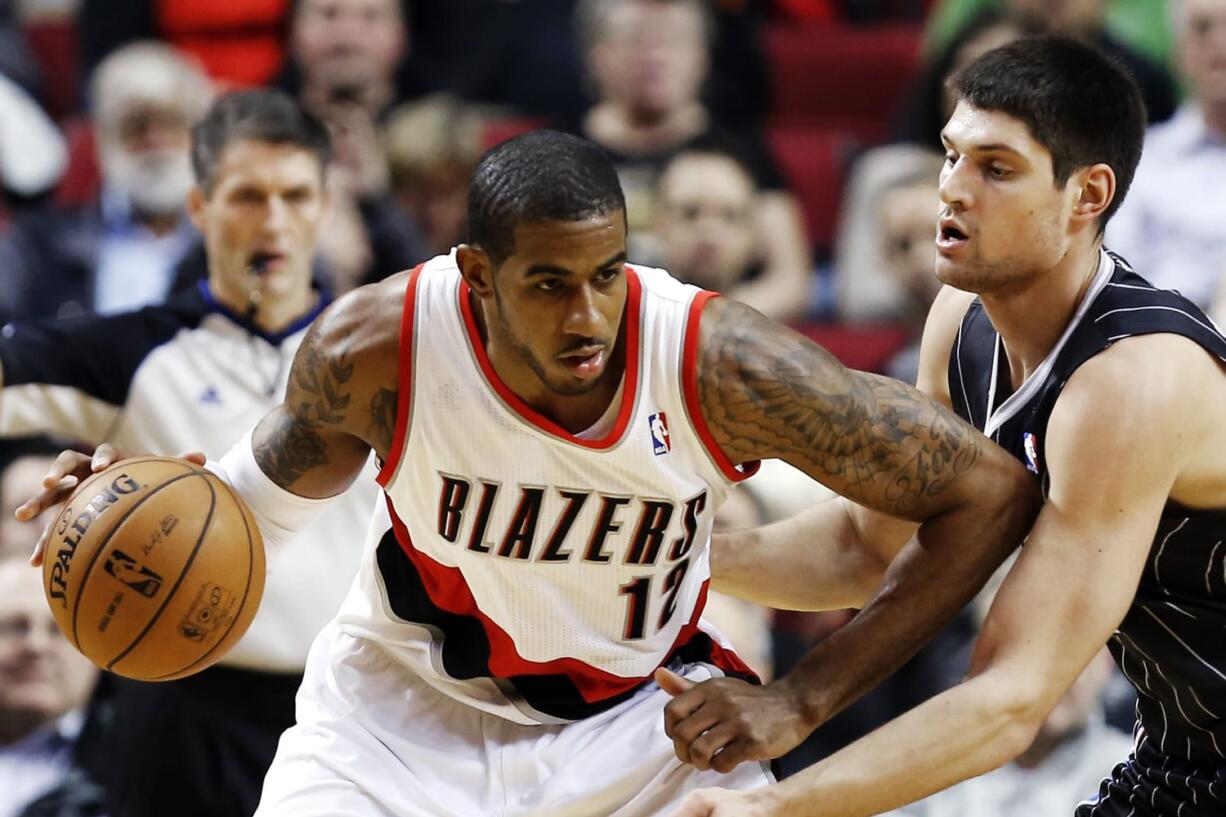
[40,456,265,680]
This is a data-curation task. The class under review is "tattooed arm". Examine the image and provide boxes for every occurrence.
[251,274,405,498]
[659,295,1039,771]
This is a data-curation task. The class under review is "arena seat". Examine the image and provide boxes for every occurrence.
[54,118,99,207]
[795,321,909,373]
[762,22,922,141]
[23,17,80,120]
[766,124,853,255]
[480,116,546,150]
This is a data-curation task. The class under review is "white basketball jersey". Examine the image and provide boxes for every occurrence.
[334,253,757,725]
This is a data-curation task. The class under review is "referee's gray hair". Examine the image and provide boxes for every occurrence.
[574,0,714,55]
[90,42,214,138]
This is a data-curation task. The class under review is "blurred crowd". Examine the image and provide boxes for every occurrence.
[0,0,1222,816]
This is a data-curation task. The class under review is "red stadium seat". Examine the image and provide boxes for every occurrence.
[766,124,852,254]
[481,117,547,150]
[762,22,922,141]
[23,17,80,121]
[54,118,100,207]
[795,321,909,373]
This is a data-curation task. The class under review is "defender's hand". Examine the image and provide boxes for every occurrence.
[658,668,812,772]
[16,445,206,566]
[669,787,780,817]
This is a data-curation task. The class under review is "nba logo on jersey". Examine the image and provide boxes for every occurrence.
[649,412,671,455]
[1023,432,1041,475]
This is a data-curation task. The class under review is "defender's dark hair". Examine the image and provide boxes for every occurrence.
[467,130,626,264]
[191,89,332,192]
[952,36,1146,226]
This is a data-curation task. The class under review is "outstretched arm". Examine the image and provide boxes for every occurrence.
[17,275,405,562]
[661,295,1038,770]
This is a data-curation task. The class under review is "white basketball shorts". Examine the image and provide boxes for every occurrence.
[255,622,774,816]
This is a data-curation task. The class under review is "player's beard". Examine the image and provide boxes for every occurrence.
[99,141,194,218]
[936,245,1043,297]
[492,286,606,397]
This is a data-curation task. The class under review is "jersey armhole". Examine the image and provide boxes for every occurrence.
[680,291,760,483]
[376,264,425,487]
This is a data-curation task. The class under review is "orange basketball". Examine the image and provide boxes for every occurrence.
[41,456,265,681]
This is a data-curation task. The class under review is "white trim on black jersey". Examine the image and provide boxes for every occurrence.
[984,250,1115,438]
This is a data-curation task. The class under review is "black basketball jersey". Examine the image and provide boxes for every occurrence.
[949,250,1226,768]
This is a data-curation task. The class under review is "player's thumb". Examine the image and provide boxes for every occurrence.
[655,666,695,697]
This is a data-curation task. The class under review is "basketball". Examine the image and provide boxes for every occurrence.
[41,456,265,681]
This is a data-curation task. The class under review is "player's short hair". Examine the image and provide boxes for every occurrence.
[952,35,1145,226]
[190,89,332,193]
[467,130,626,265]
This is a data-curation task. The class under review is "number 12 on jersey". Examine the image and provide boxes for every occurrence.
[618,559,690,640]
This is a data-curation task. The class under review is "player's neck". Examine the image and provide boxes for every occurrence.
[470,294,626,433]
[979,241,1103,391]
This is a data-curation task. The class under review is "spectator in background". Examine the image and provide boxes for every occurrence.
[838,11,1029,321]
[0,559,98,817]
[288,0,410,120]
[890,10,1035,152]
[385,94,482,258]
[0,43,212,324]
[655,144,760,299]
[926,0,1176,123]
[281,0,428,290]
[1006,0,1177,123]
[877,160,945,384]
[572,0,812,322]
[1108,0,1226,311]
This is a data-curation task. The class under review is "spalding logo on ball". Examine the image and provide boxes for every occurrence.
[42,456,265,681]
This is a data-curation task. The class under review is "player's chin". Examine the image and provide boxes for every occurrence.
[935,257,981,292]
[547,367,608,397]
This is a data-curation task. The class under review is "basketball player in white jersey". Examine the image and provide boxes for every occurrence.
[21,130,1038,816]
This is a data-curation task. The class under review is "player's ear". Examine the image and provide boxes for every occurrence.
[1071,163,1115,226]
[456,244,496,298]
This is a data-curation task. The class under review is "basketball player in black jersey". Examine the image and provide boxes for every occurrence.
[666,36,1226,817]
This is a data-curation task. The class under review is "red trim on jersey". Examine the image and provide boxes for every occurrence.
[681,292,761,482]
[376,264,424,487]
[384,498,748,703]
[456,268,642,450]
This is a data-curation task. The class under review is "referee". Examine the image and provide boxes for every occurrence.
[0,89,381,817]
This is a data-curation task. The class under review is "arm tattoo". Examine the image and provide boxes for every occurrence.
[255,340,355,488]
[367,387,399,457]
[698,299,980,517]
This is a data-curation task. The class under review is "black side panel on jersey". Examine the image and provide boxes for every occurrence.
[0,285,211,406]
[946,300,997,433]
[375,528,755,722]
